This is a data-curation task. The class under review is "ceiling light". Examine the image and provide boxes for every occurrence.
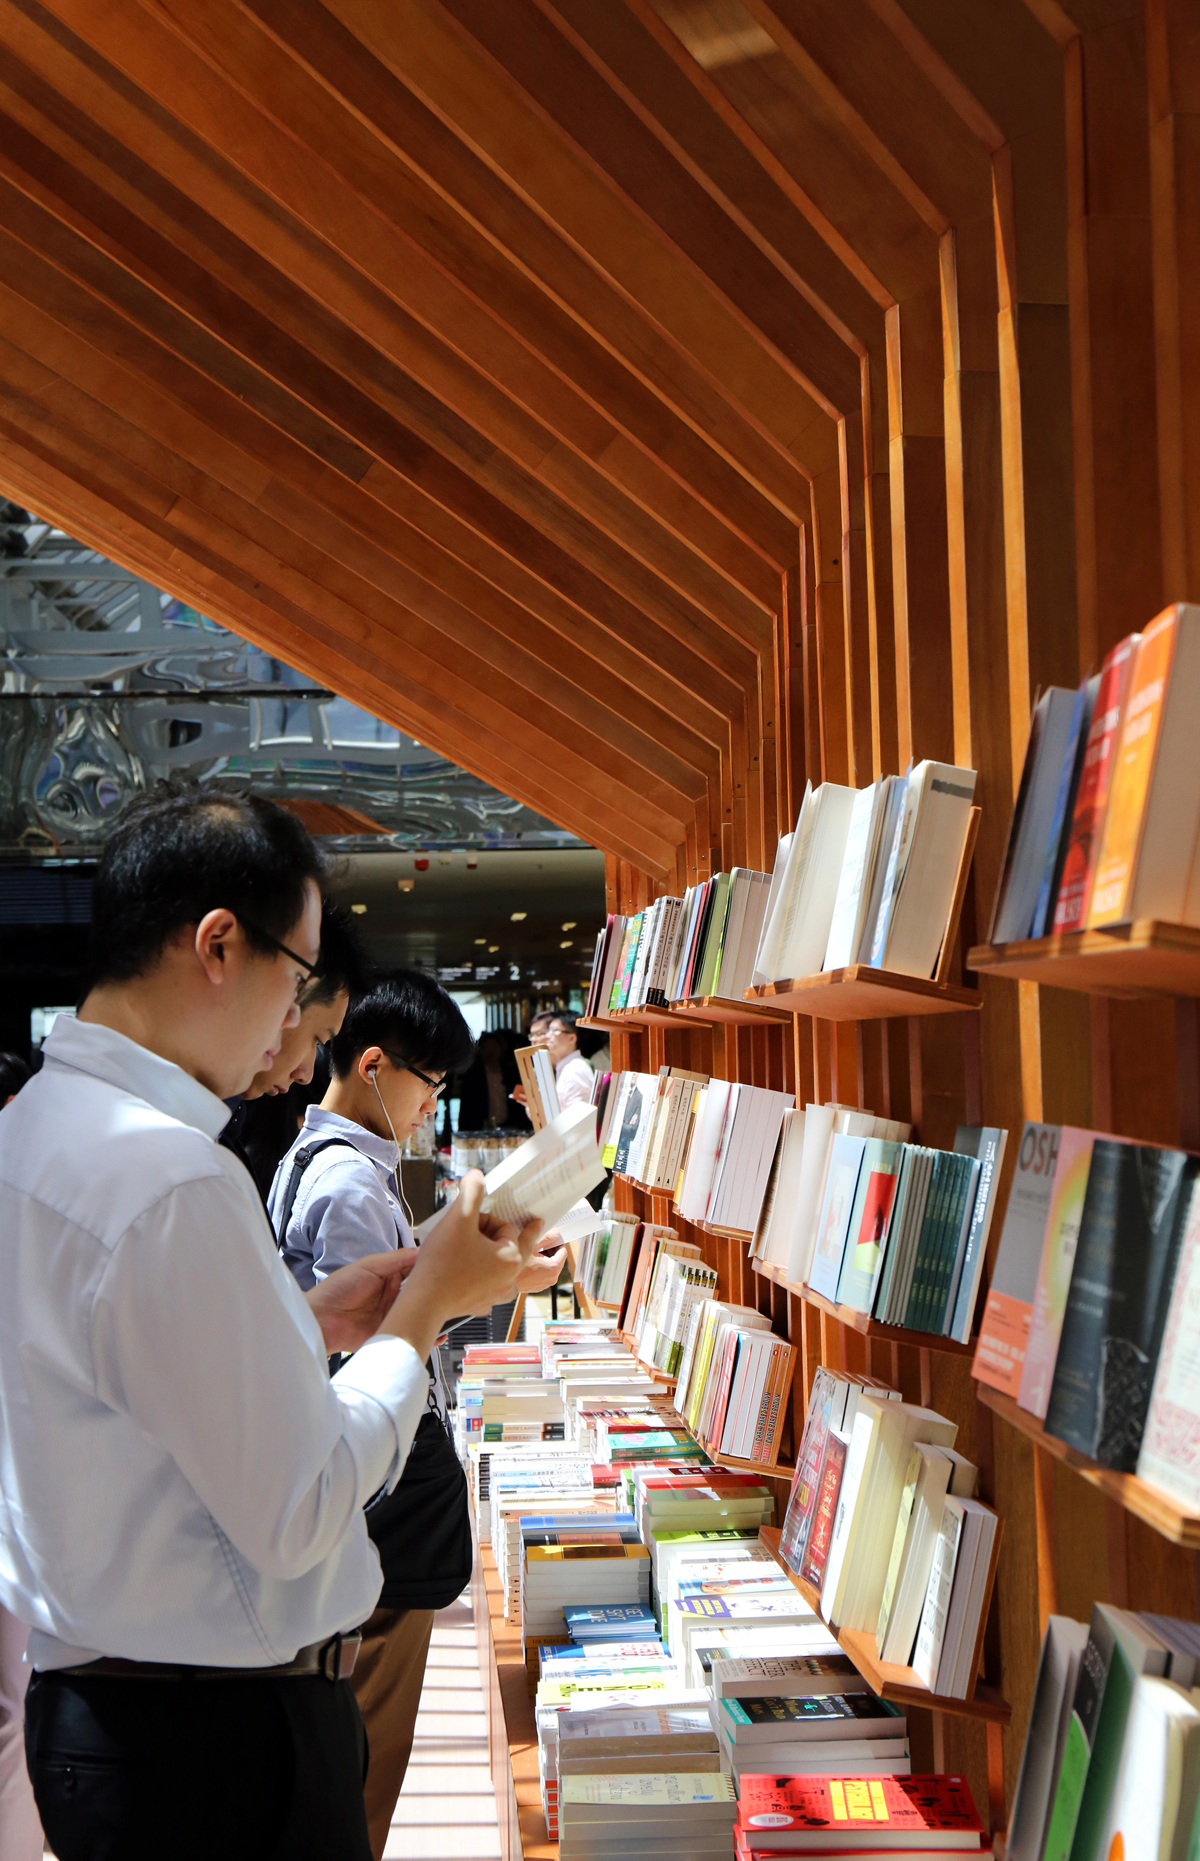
[562,921,576,931]
[560,940,573,949]
[475,937,487,945]
[488,944,499,953]
[397,878,415,893]
[350,903,368,915]
[510,911,527,921]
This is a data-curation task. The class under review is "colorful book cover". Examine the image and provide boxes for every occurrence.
[973,1122,1061,1395]
[1053,635,1138,931]
[1088,614,1178,925]
[1031,678,1095,938]
[1017,1128,1096,1419]
[800,1429,848,1590]
[835,1140,902,1312]
[737,1773,984,1841]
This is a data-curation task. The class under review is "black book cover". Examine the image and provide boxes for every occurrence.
[1045,1139,1199,1467]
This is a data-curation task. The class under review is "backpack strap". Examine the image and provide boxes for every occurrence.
[274,1137,360,1249]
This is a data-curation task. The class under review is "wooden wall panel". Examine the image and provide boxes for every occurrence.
[0,0,1198,1835]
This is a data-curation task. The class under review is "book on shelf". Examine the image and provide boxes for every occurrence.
[1052,634,1138,932]
[823,778,900,972]
[1044,1140,1200,1468]
[719,1693,906,1746]
[755,780,857,983]
[871,762,978,978]
[973,1121,1061,1396]
[752,1105,807,1267]
[877,1445,977,1669]
[779,1368,901,1574]
[1088,603,1200,928]
[674,1299,795,1466]
[911,1497,999,1698]
[820,1396,958,1634]
[1137,1179,1200,1506]
[1017,1126,1097,1420]
[1030,676,1099,939]
[735,1774,985,1853]
[1005,1615,1090,1861]
[990,687,1082,944]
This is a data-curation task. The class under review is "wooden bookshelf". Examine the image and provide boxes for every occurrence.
[759,1528,1010,1724]
[473,1535,554,1861]
[967,920,1200,998]
[747,966,981,1021]
[669,994,790,1027]
[752,1259,978,1357]
[977,1385,1200,1549]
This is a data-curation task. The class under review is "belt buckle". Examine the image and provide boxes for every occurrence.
[319,1631,362,1682]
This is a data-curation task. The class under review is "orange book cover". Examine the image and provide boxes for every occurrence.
[1052,633,1138,931]
[1088,610,1178,926]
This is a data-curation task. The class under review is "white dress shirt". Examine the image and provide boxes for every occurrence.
[0,1019,429,1672]
[554,1050,597,1110]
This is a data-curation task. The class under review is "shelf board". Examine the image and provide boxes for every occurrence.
[759,1529,1010,1723]
[968,920,1200,998]
[614,1330,677,1388]
[669,994,790,1027]
[978,1384,1200,1548]
[747,967,980,1022]
[578,1013,627,1031]
[752,1260,977,1357]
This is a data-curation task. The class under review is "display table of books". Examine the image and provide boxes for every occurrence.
[460,1316,1010,1861]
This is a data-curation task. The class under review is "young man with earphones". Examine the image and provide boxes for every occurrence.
[270,972,566,1861]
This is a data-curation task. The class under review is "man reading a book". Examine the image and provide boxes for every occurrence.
[0,786,541,1861]
[270,973,567,1859]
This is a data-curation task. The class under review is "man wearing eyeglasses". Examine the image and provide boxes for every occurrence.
[270,975,566,1859]
[0,790,540,1861]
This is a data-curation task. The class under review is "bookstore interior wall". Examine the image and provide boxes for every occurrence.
[0,0,1198,1840]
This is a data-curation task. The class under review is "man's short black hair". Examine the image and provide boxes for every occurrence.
[548,1010,578,1034]
[308,902,373,1007]
[84,784,326,991]
[0,1051,31,1102]
[329,968,474,1079]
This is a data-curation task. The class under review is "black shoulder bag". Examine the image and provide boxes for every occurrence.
[276,1139,473,1611]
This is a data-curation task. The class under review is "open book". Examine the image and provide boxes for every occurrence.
[417,1102,606,1240]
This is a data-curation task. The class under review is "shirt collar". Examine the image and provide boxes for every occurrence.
[43,1017,232,1140]
[299,1103,399,1169]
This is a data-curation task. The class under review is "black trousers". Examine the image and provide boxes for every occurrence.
[25,1666,373,1861]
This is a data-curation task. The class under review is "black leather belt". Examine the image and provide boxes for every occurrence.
[53,1629,362,1684]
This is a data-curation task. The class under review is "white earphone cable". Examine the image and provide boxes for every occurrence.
[370,1071,416,1235]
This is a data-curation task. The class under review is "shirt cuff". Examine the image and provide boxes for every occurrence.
[332,1336,430,1497]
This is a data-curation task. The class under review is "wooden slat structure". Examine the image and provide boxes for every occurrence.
[1,0,1198,1846]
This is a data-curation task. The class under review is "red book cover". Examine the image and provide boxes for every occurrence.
[1052,632,1137,931]
[800,1429,847,1590]
[738,1775,984,1849]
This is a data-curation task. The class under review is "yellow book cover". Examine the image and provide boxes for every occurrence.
[1088,611,1178,925]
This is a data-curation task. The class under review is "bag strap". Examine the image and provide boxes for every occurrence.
[274,1137,360,1249]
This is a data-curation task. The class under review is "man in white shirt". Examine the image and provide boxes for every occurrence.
[545,1010,597,1109]
[0,788,535,1861]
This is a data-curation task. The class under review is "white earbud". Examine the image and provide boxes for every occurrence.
[369,1067,415,1235]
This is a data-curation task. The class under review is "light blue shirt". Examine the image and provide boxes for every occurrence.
[270,1106,415,1293]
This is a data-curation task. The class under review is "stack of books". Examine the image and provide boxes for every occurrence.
[974,1119,1200,1508]
[467,1439,590,1538]
[559,1771,738,1861]
[716,1692,909,1786]
[751,1105,1005,1344]
[674,1298,796,1467]
[986,604,1200,942]
[777,1375,998,1700]
[1006,1605,1200,1861]
[494,1491,608,1620]
[734,1774,986,1861]
[675,1081,795,1234]
[521,1511,653,1671]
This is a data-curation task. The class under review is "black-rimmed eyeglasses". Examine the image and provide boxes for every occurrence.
[380,1052,447,1098]
[238,916,322,1000]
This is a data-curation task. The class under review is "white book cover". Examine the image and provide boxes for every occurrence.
[855,774,905,963]
[753,815,804,986]
[823,780,884,971]
[786,1104,839,1286]
[912,1497,965,1691]
[727,871,772,1001]
[1139,1179,1200,1507]
[1094,1676,1200,1861]
[419,1102,602,1236]
[819,1414,874,1625]
[880,761,978,978]
[677,1082,730,1220]
[775,784,859,980]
